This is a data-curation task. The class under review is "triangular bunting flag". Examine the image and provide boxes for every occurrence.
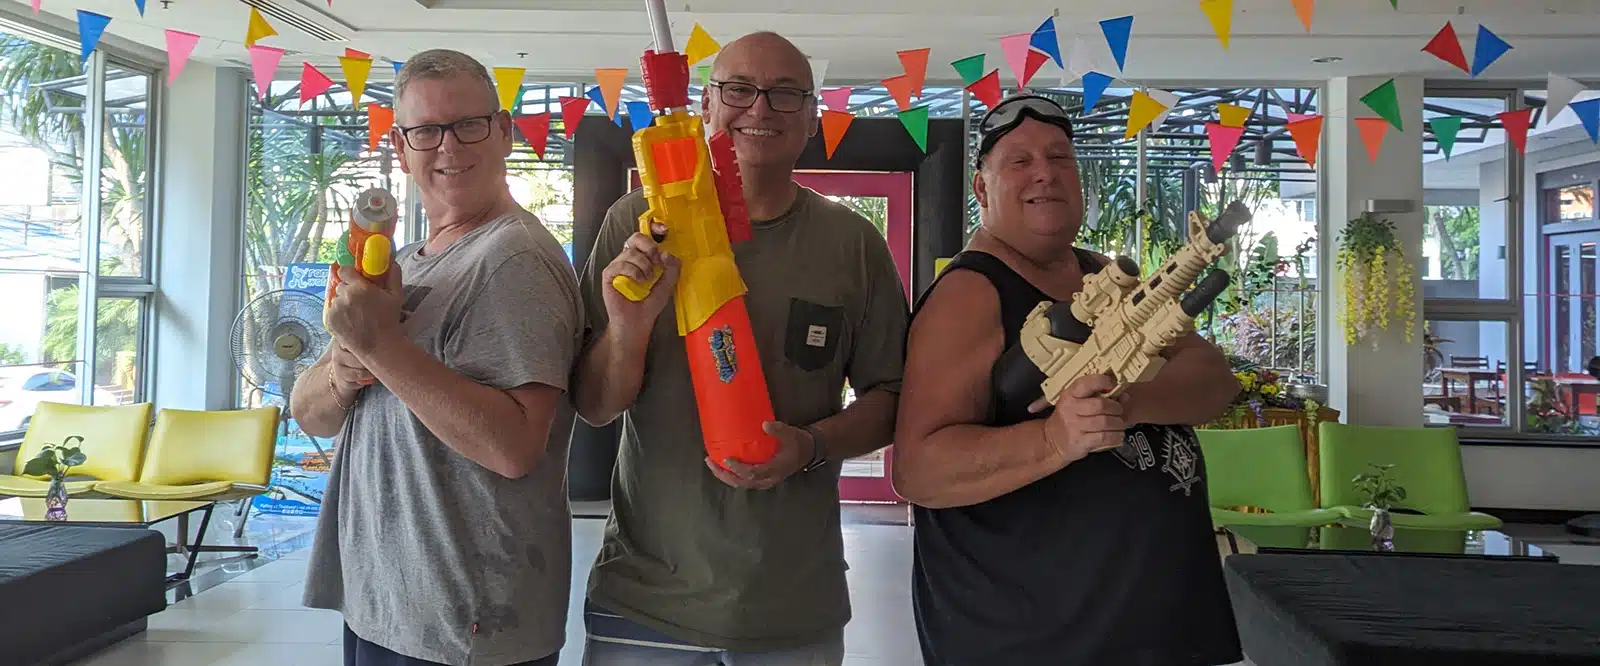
[245,7,277,47]
[367,104,393,152]
[1199,0,1233,50]
[559,95,590,139]
[1031,17,1063,68]
[595,68,627,119]
[1359,78,1404,131]
[493,66,525,111]
[392,60,404,75]
[134,0,145,16]
[883,74,914,112]
[1547,74,1586,119]
[584,86,606,118]
[696,64,712,87]
[164,30,200,87]
[340,55,374,108]
[899,106,930,152]
[1081,72,1113,112]
[1292,0,1314,32]
[898,48,931,99]
[685,23,720,66]
[613,104,627,127]
[999,33,1034,87]
[300,62,334,104]
[1498,107,1534,155]
[1099,16,1133,71]
[345,48,370,59]
[822,109,853,159]
[1125,90,1169,139]
[1206,122,1246,174]
[966,70,1002,109]
[248,45,285,101]
[1421,22,1469,73]
[30,0,38,15]
[513,114,551,158]
[1390,0,1398,7]
[1470,25,1512,77]
[1572,99,1600,144]
[810,58,829,96]
[1023,50,1050,88]
[626,100,654,132]
[821,87,852,112]
[1428,115,1463,159]
[1287,112,1315,123]
[1285,114,1323,167]
[1355,117,1389,163]
[1148,88,1179,132]
[76,11,110,64]
[951,55,986,86]
[1217,103,1249,127]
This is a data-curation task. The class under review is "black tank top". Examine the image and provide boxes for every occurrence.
[908,250,1242,666]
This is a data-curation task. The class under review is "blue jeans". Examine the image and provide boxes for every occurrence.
[581,603,843,666]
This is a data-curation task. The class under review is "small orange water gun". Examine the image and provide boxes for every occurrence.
[327,187,398,384]
[610,0,777,468]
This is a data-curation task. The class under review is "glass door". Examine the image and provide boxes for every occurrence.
[1546,231,1600,374]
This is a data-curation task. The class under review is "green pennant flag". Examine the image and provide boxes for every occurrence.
[951,54,986,86]
[899,105,930,152]
[1391,0,1397,7]
[1429,115,1463,159]
[1359,78,1404,131]
[696,64,711,87]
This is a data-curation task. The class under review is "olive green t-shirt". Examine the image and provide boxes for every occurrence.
[579,185,909,651]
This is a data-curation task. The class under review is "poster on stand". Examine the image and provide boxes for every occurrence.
[252,262,333,517]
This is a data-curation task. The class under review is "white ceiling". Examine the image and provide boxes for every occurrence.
[14,0,1600,87]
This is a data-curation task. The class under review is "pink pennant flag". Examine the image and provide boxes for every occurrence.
[300,62,334,104]
[1287,111,1315,123]
[1206,122,1246,174]
[30,0,40,14]
[821,86,852,112]
[164,30,200,86]
[248,45,285,101]
[1000,33,1033,87]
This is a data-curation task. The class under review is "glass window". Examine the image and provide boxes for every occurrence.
[1422,319,1510,428]
[1421,94,1512,300]
[1554,185,1595,221]
[92,296,141,405]
[98,67,151,278]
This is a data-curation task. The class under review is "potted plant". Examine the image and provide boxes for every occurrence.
[1352,462,1406,550]
[1336,213,1417,348]
[23,436,87,521]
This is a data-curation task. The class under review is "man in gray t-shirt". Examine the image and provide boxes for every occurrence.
[292,50,583,666]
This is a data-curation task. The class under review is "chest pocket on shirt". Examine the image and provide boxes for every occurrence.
[784,298,844,372]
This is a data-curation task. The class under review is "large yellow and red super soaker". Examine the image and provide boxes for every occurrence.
[610,0,778,468]
[327,187,398,385]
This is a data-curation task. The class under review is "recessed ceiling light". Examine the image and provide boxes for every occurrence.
[1312,56,1344,64]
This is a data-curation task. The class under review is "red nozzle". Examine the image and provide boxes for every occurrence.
[640,49,691,111]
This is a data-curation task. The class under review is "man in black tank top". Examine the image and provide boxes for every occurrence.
[890,94,1244,666]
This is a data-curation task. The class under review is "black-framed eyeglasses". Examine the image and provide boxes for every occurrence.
[709,81,813,113]
[396,113,496,151]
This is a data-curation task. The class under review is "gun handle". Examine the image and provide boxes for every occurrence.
[611,267,664,302]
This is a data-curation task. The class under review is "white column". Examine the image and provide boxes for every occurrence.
[152,63,248,410]
[1324,75,1425,425]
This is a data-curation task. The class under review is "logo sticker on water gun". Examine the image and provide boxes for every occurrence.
[709,325,738,383]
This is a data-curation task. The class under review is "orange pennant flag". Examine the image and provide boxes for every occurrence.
[882,74,914,112]
[594,68,627,118]
[1285,114,1323,167]
[1355,117,1389,163]
[1291,0,1315,32]
[822,109,853,159]
[897,48,931,99]
[367,104,394,152]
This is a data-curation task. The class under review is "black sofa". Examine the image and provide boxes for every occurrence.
[0,524,167,665]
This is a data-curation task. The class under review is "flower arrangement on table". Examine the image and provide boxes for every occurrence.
[1226,357,1323,427]
[1337,212,1417,348]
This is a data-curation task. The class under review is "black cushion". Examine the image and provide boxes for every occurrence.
[0,524,167,664]
[1225,553,1600,666]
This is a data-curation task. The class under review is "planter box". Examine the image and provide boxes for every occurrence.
[1206,406,1341,506]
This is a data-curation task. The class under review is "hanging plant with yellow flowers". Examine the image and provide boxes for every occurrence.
[1336,213,1416,347]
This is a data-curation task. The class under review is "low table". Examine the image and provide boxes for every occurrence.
[0,497,257,585]
[1224,523,1558,562]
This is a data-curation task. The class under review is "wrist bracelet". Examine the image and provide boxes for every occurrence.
[800,425,827,473]
[329,370,352,412]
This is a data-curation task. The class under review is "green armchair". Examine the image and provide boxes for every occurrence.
[1197,425,1342,527]
[1318,422,1502,530]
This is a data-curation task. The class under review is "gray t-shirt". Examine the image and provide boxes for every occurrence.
[303,209,584,666]
[580,186,909,651]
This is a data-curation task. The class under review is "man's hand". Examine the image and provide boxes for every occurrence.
[326,262,405,356]
[328,342,374,391]
[1039,373,1127,464]
[704,421,815,490]
[602,222,680,339]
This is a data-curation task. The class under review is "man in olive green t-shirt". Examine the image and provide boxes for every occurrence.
[572,31,908,665]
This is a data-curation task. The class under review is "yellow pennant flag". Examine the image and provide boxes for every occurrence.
[1124,91,1169,139]
[340,55,374,108]
[1200,0,1233,49]
[1218,103,1250,127]
[685,24,721,66]
[493,67,525,111]
[245,7,277,47]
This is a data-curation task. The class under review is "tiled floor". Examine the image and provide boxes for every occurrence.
[67,506,1600,666]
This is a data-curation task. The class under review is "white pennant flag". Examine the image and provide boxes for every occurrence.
[1063,33,1116,85]
[1148,87,1180,133]
[1547,73,1587,121]
[809,58,829,96]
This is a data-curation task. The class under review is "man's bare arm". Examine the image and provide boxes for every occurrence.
[572,326,649,427]
[809,386,897,461]
[1122,333,1240,426]
[290,352,358,439]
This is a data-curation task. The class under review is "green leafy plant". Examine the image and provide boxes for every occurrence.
[22,436,87,481]
[1352,463,1407,511]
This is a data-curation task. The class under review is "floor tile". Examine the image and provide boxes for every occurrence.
[72,641,259,666]
[144,608,343,645]
[169,581,299,614]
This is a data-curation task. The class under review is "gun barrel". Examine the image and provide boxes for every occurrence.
[1206,201,1252,245]
[1180,269,1232,316]
[644,0,675,53]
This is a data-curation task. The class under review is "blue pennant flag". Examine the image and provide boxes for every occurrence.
[626,100,654,132]
[1470,25,1512,77]
[1572,98,1600,144]
[1031,17,1062,69]
[585,85,608,117]
[1081,72,1114,113]
[392,60,403,75]
[134,0,145,16]
[613,105,627,127]
[1099,15,1133,72]
[76,11,111,64]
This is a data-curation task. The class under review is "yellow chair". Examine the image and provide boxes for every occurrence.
[0,402,153,498]
[95,407,279,501]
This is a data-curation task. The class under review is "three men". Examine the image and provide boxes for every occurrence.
[294,49,583,666]
[891,94,1244,665]
[573,31,909,665]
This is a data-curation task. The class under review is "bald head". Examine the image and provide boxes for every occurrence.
[711,31,813,90]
